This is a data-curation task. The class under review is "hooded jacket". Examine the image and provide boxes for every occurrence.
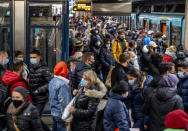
[178,75,188,113]
[103,92,130,131]
[144,87,184,131]
[2,70,32,102]
[71,79,106,131]
[70,61,92,91]
[29,61,52,104]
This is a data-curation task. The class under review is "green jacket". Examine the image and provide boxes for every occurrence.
[164,129,185,131]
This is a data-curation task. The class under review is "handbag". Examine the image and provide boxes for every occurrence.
[105,66,115,88]
[62,88,82,122]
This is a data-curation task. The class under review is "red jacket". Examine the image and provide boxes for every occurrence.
[2,70,32,102]
[163,54,173,63]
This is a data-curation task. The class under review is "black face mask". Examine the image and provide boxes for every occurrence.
[13,100,23,108]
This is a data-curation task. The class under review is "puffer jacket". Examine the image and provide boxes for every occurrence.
[112,39,128,61]
[111,63,131,87]
[70,61,91,91]
[71,81,106,131]
[29,61,52,104]
[2,70,32,102]
[99,46,115,77]
[49,75,72,117]
[103,92,130,131]
[7,102,43,131]
[178,75,188,113]
[143,87,184,131]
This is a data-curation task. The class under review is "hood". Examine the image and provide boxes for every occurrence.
[159,74,179,88]
[155,87,177,101]
[165,109,188,130]
[165,51,177,59]
[54,75,69,84]
[85,78,107,99]
[2,70,22,86]
[54,61,68,78]
[109,92,126,101]
[76,61,91,72]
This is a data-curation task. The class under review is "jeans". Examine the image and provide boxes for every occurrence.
[52,116,67,131]
[0,117,6,131]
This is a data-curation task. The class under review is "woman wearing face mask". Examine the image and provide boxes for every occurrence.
[7,86,43,131]
[103,80,131,131]
[127,68,153,131]
[69,70,106,131]
[99,38,115,82]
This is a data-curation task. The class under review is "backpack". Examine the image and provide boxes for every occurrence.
[0,83,11,114]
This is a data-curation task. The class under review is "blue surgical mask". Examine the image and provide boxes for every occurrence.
[178,71,185,78]
[80,78,88,87]
[125,92,129,98]
[4,59,9,65]
[97,41,101,46]
[16,58,24,62]
[30,58,37,65]
[106,44,111,49]
[158,38,163,43]
[128,80,135,86]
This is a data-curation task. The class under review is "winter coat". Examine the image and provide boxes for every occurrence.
[144,36,153,46]
[71,84,103,131]
[29,61,52,104]
[99,46,115,76]
[178,75,188,113]
[7,102,43,131]
[143,87,184,131]
[163,54,173,63]
[111,63,131,87]
[2,70,32,102]
[70,61,92,91]
[112,39,128,61]
[103,92,130,131]
[49,75,72,117]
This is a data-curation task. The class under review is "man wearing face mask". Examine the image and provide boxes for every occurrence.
[2,60,32,102]
[112,30,129,61]
[178,61,188,114]
[15,51,29,80]
[29,50,52,116]
[6,86,43,131]
[70,52,95,96]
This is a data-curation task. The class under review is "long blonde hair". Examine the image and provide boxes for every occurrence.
[83,70,97,85]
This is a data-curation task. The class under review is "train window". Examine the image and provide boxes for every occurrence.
[0,2,10,26]
[30,28,62,71]
[0,28,10,52]
[171,26,181,46]
[29,3,62,26]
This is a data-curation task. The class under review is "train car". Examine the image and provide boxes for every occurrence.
[138,13,185,46]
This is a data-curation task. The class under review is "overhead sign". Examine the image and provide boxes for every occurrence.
[73,3,91,11]
[92,0,132,16]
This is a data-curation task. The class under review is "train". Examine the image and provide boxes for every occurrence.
[117,13,185,47]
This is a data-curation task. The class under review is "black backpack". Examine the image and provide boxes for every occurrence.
[0,83,11,114]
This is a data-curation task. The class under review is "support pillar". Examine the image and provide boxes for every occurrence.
[184,0,188,53]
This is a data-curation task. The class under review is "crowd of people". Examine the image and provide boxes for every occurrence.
[0,16,188,131]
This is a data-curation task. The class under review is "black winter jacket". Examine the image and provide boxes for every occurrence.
[99,47,115,75]
[70,61,91,91]
[143,87,184,131]
[71,87,100,131]
[7,102,43,131]
[29,61,52,104]
[111,63,131,87]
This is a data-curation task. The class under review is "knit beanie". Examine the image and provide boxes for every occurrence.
[165,110,188,130]
[159,74,179,88]
[13,86,28,100]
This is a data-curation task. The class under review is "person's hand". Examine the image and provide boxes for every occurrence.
[69,106,74,113]
[34,90,39,94]
[144,125,148,129]
[73,89,78,96]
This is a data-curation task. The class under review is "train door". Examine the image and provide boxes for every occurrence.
[143,19,148,31]
[160,21,171,46]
